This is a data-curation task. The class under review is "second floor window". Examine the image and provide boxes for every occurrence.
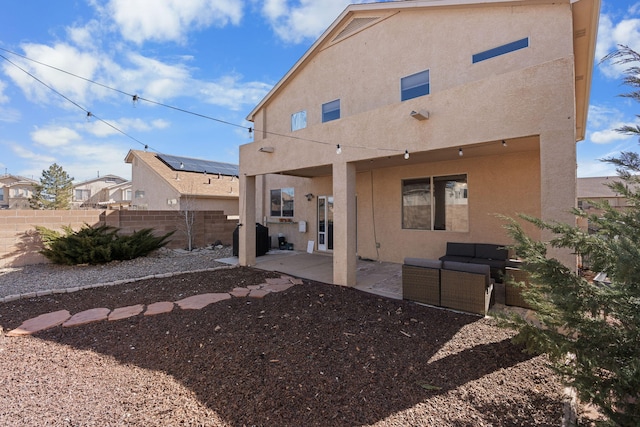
[401,69,430,101]
[291,110,307,131]
[322,99,340,123]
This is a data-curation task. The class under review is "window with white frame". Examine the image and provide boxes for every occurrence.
[322,99,340,123]
[291,110,307,131]
[401,69,430,101]
[402,174,468,231]
[123,189,132,200]
[270,188,294,217]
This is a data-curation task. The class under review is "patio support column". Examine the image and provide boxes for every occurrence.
[239,174,256,267]
[333,161,357,286]
[540,129,577,269]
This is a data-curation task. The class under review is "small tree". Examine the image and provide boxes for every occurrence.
[29,163,74,210]
[500,45,640,426]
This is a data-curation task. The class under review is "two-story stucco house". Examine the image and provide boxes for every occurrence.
[238,0,600,286]
[0,174,38,209]
[71,174,129,209]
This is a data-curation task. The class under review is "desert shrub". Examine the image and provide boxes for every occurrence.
[36,224,173,265]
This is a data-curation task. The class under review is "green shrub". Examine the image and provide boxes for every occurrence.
[36,223,173,265]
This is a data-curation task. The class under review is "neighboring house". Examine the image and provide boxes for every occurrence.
[0,174,37,209]
[124,150,239,214]
[94,180,133,210]
[577,176,635,211]
[577,176,637,232]
[72,174,129,209]
[238,0,600,286]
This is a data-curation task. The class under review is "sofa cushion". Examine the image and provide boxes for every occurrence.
[404,258,441,269]
[470,258,506,270]
[439,255,472,263]
[445,242,475,258]
[474,243,508,261]
[443,261,492,288]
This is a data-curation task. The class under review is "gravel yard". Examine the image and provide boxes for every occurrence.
[0,248,568,426]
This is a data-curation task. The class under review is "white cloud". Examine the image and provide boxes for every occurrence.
[9,143,57,164]
[107,0,244,45]
[2,43,100,106]
[586,104,639,144]
[596,11,640,78]
[260,0,382,44]
[590,127,633,144]
[199,75,272,110]
[82,116,170,137]
[0,80,8,103]
[31,126,82,147]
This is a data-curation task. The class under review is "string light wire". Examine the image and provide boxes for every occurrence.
[0,47,410,157]
[0,52,153,151]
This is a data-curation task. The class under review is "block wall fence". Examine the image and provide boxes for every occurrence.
[0,210,238,267]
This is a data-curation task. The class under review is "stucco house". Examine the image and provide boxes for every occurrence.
[0,174,37,209]
[125,150,239,214]
[238,0,600,287]
[71,174,129,209]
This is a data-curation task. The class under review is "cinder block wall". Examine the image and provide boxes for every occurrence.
[0,210,238,267]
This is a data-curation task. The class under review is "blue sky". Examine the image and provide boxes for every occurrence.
[0,0,639,183]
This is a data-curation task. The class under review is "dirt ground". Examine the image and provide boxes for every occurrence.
[0,266,567,426]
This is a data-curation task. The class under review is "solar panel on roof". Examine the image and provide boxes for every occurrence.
[156,153,239,176]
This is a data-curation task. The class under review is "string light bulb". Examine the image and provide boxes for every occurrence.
[502,140,507,147]
[458,148,463,156]
[336,144,342,154]
[404,150,410,160]
[180,162,184,169]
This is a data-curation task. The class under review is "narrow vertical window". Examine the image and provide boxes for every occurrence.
[402,178,431,230]
[433,175,468,231]
[322,99,340,123]
[401,70,430,101]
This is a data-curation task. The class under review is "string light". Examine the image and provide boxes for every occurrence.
[336,144,342,154]
[502,140,507,147]
[458,148,463,156]
[404,150,410,160]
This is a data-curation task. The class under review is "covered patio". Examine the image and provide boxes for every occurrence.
[221,250,402,300]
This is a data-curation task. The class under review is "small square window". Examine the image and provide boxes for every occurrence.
[401,70,430,101]
[291,110,307,131]
[322,99,340,123]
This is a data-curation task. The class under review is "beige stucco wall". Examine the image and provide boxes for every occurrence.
[240,1,583,281]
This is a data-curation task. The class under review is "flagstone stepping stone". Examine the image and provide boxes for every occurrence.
[108,304,144,321]
[229,288,250,298]
[248,289,270,299]
[144,301,174,316]
[247,285,262,290]
[175,293,231,310]
[263,282,296,293]
[7,310,71,337]
[63,308,111,327]
[265,277,292,286]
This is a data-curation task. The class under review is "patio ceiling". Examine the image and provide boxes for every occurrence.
[277,135,540,178]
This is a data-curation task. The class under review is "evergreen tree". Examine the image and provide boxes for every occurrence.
[29,163,74,210]
[500,45,640,426]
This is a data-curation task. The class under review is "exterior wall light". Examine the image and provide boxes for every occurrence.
[410,110,429,120]
[259,147,275,153]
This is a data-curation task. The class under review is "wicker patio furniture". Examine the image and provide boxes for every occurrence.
[440,261,494,315]
[505,266,533,309]
[402,258,441,306]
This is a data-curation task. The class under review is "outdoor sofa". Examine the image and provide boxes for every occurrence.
[438,242,510,282]
[402,258,495,315]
